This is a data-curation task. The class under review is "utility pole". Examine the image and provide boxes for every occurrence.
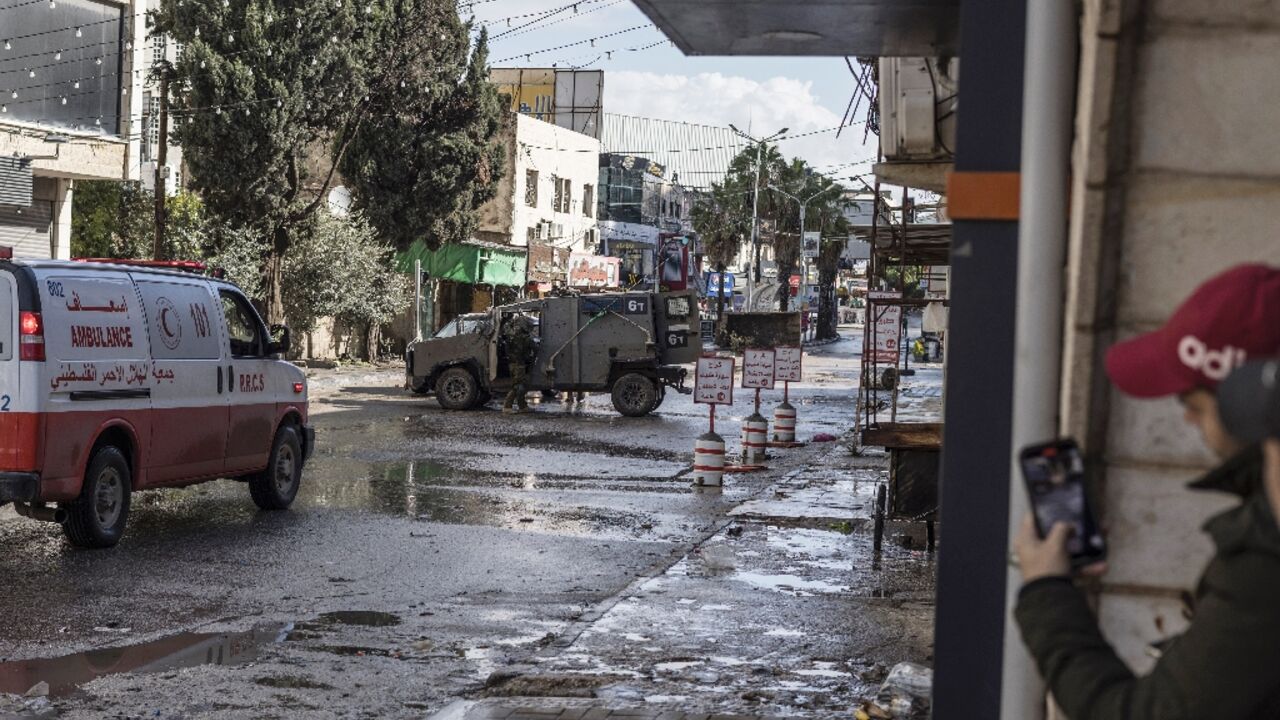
[152,71,169,260]
[770,182,841,312]
[729,124,787,311]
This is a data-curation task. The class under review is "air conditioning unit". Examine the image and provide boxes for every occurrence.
[535,222,549,241]
[879,57,958,161]
[551,223,565,239]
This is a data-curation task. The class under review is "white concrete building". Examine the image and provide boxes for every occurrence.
[0,0,148,259]
[138,1,183,197]
[477,113,600,287]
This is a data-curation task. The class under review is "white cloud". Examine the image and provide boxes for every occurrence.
[603,71,877,173]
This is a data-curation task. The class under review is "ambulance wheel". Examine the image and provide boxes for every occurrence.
[437,367,479,410]
[249,425,302,511]
[63,446,132,549]
[611,373,658,417]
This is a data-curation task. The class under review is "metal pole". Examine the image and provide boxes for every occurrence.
[414,258,423,341]
[747,141,763,310]
[1000,0,1076,715]
[152,72,169,260]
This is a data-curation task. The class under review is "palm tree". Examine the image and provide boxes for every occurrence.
[692,183,750,324]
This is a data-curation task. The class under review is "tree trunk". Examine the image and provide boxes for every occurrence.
[714,262,727,322]
[776,258,795,312]
[261,228,288,326]
[815,242,841,341]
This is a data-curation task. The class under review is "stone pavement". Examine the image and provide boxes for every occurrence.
[468,705,781,719]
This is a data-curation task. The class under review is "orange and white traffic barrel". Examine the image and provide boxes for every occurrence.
[741,413,769,464]
[774,402,797,442]
[693,432,726,486]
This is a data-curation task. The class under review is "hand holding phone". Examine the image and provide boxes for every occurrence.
[1019,438,1107,569]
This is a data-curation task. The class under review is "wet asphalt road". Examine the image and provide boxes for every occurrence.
[0,329,935,718]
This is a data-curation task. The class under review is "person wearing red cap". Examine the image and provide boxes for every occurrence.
[1013,264,1280,719]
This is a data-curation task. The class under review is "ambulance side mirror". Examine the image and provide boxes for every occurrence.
[268,324,291,356]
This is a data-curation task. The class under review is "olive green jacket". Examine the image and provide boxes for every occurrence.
[1015,446,1280,720]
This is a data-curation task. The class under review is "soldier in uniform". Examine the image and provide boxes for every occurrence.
[501,313,536,414]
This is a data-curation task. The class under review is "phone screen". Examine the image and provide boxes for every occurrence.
[1020,439,1106,564]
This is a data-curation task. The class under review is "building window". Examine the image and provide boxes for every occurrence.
[551,174,562,213]
[525,170,538,207]
[527,226,538,245]
[582,184,593,217]
[152,34,166,67]
[560,178,572,214]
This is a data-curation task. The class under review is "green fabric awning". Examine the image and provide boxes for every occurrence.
[396,240,527,287]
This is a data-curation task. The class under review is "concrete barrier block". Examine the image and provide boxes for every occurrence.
[1134,32,1280,177]
[1151,0,1280,28]
[1115,175,1280,325]
[1107,394,1219,470]
[1098,465,1237,589]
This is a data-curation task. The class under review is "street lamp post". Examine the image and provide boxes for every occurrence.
[769,183,842,312]
[729,124,787,311]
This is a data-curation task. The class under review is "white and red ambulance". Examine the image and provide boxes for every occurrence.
[0,253,314,548]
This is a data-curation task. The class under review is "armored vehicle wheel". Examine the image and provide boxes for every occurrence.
[611,373,659,417]
[437,367,480,410]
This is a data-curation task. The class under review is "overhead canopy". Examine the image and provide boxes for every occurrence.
[397,240,527,288]
[631,0,959,57]
[850,223,952,266]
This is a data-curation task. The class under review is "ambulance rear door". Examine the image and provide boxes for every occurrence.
[0,267,22,471]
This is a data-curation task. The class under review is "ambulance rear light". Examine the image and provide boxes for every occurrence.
[292,382,305,394]
[0,245,12,259]
[19,311,44,361]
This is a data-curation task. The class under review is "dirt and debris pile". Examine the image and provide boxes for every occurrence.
[857,662,933,719]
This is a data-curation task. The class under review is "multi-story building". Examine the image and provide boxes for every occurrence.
[138,3,183,197]
[0,0,148,258]
[597,153,699,289]
[403,112,600,329]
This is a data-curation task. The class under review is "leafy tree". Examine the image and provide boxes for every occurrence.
[71,181,208,260]
[340,19,505,251]
[691,183,747,322]
[154,0,449,323]
[213,211,406,359]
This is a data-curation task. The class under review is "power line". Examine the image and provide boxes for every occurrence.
[491,25,646,63]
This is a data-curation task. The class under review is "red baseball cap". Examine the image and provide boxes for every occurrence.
[1105,264,1280,398]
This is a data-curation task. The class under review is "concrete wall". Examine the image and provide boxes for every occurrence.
[1060,0,1280,674]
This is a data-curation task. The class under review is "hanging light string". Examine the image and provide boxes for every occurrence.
[489,0,607,40]
[490,24,645,63]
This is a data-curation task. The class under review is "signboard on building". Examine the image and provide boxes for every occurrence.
[705,272,736,297]
[567,253,620,288]
[868,290,903,364]
[742,348,777,389]
[599,220,660,246]
[694,356,735,405]
[802,231,821,259]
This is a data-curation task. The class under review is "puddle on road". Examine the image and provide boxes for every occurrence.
[0,623,289,698]
[315,611,402,627]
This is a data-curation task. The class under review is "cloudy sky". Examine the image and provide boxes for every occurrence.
[469,0,880,180]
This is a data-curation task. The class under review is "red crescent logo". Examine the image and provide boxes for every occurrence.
[160,307,176,337]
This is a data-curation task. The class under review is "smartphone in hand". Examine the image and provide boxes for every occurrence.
[1019,438,1107,567]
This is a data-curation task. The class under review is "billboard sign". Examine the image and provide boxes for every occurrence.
[802,231,821,259]
[567,253,620,288]
[868,290,903,364]
[695,356,735,405]
[742,348,777,390]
